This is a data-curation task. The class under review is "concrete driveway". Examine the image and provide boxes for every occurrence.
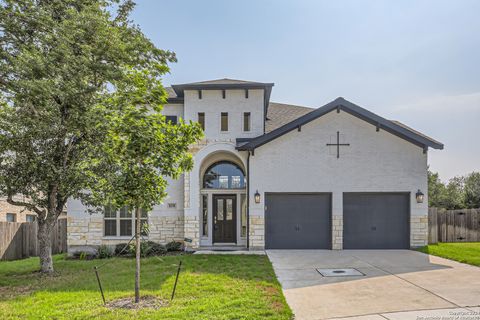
[267,250,480,320]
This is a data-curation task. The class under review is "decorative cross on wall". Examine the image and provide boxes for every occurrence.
[326,131,350,159]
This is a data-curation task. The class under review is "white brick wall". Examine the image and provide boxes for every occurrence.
[67,87,266,251]
[67,88,431,251]
[248,110,429,249]
[183,89,265,139]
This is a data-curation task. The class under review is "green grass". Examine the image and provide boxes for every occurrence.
[417,242,480,266]
[0,254,292,320]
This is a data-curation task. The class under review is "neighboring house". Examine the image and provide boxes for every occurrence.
[0,197,37,223]
[67,78,443,253]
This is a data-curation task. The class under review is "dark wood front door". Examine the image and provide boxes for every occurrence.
[213,195,236,243]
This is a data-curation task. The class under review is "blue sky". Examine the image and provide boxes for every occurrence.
[131,0,480,181]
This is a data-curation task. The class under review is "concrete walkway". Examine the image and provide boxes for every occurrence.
[267,250,480,320]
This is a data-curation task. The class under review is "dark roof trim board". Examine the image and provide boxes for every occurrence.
[166,97,184,104]
[237,97,444,151]
[171,81,274,97]
[171,80,274,125]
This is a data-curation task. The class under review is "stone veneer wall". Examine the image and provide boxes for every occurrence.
[332,215,343,250]
[183,215,199,248]
[410,215,428,247]
[67,214,185,254]
[249,215,264,249]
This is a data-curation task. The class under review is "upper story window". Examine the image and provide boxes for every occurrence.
[198,112,205,130]
[165,115,177,125]
[243,112,251,132]
[6,213,16,222]
[26,214,36,223]
[203,161,246,189]
[221,112,228,132]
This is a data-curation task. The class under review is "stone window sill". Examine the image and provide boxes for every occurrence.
[102,236,149,240]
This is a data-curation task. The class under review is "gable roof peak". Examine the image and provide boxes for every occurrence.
[237,97,444,151]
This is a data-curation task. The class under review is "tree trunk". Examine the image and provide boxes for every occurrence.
[37,219,53,273]
[135,206,141,303]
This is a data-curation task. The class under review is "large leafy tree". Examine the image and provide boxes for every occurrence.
[442,176,465,210]
[86,69,202,303]
[428,169,480,209]
[428,169,446,208]
[464,172,480,208]
[0,0,176,273]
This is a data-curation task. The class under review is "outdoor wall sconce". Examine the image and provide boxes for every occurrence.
[254,190,261,204]
[416,189,424,203]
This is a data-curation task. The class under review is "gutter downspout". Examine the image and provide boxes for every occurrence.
[246,151,250,250]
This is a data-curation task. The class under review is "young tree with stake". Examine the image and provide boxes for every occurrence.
[86,68,203,303]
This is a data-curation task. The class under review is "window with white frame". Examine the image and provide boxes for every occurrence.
[104,206,148,237]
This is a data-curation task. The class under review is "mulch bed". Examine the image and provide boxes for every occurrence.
[105,295,168,310]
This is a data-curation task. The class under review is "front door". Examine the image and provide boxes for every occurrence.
[213,195,236,243]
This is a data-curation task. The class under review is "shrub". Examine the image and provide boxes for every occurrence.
[128,241,151,257]
[114,243,130,256]
[97,245,114,259]
[72,251,96,260]
[115,241,169,257]
[145,241,167,256]
[166,240,183,252]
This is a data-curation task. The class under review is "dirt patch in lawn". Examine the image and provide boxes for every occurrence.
[105,295,168,310]
[258,285,285,312]
[0,285,33,299]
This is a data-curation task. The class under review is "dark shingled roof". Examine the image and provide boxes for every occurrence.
[178,78,263,85]
[390,120,443,148]
[266,102,315,132]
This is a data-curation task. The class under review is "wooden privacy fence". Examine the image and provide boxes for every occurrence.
[0,218,67,261]
[428,208,480,244]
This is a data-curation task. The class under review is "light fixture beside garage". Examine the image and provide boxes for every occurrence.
[415,189,424,203]
[254,190,261,203]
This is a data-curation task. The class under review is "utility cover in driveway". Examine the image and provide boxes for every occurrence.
[265,193,331,249]
[316,268,364,277]
[343,193,410,249]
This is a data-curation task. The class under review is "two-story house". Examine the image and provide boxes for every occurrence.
[67,78,443,253]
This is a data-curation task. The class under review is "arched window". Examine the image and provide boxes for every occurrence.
[203,161,246,189]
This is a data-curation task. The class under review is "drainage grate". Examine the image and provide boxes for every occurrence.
[316,268,364,277]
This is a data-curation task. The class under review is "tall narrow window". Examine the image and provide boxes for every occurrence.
[221,112,228,131]
[165,115,177,125]
[240,194,247,237]
[243,112,251,132]
[104,206,117,236]
[119,206,132,236]
[202,194,208,236]
[198,112,205,130]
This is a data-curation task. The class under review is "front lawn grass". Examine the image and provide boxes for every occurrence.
[0,254,292,319]
[417,242,480,266]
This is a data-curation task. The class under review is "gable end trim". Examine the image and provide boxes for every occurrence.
[236,97,444,151]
